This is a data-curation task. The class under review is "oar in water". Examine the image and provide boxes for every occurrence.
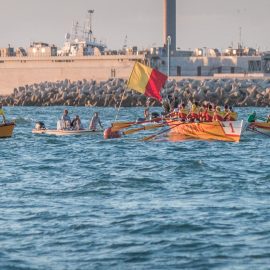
[257,117,268,122]
[247,127,270,138]
[123,123,165,135]
[141,121,185,141]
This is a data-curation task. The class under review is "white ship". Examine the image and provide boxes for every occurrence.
[59,10,107,57]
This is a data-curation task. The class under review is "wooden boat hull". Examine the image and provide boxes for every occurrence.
[0,122,15,138]
[167,121,243,142]
[246,122,270,136]
[32,129,103,136]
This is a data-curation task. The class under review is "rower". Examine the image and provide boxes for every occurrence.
[178,103,188,121]
[213,106,224,121]
[224,105,237,121]
[204,104,214,122]
[229,106,238,121]
[188,102,200,122]
[89,112,103,131]
[0,102,6,124]
[248,111,257,123]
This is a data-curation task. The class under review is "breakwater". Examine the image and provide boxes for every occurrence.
[1,78,270,107]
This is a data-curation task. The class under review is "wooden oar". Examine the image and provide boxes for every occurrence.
[257,117,267,122]
[123,123,165,135]
[141,122,184,141]
[111,118,163,132]
[247,127,270,138]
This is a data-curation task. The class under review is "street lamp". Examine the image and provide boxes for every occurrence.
[167,35,171,77]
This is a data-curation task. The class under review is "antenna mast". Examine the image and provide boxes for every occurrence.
[88,9,94,42]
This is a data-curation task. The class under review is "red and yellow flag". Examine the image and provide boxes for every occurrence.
[127,62,167,101]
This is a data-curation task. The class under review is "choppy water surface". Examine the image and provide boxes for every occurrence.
[1,107,270,270]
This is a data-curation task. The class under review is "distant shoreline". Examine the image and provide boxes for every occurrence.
[1,77,270,107]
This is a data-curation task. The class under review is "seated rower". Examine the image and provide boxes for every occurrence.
[222,104,229,118]
[224,105,238,121]
[229,106,238,121]
[204,104,214,122]
[188,102,200,122]
[0,102,6,124]
[71,115,83,130]
[212,106,224,122]
[178,103,188,121]
[247,111,257,123]
[198,106,205,122]
[89,112,103,131]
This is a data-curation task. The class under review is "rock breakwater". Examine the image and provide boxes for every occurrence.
[1,78,270,107]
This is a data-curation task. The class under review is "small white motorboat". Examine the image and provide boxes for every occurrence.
[32,121,103,136]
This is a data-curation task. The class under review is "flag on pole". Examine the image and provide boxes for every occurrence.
[127,62,168,101]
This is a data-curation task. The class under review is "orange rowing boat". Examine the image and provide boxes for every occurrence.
[167,121,244,142]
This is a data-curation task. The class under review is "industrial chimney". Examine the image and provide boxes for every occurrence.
[164,0,176,53]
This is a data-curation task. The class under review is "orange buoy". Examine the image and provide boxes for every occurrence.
[104,127,121,139]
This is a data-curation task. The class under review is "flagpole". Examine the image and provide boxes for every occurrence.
[114,62,137,121]
[114,89,126,121]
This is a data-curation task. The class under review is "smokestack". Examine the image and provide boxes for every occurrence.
[164,0,176,53]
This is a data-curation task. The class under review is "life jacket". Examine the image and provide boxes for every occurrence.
[190,105,200,120]
[178,108,188,119]
[167,111,178,119]
[205,110,214,122]
[213,111,224,121]
[230,112,238,121]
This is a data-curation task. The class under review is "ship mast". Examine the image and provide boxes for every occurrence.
[87,9,94,43]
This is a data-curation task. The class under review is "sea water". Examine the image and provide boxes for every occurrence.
[0,106,270,270]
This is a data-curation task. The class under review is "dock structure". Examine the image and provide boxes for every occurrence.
[163,0,176,53]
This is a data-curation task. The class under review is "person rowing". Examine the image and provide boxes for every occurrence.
[247,111,257,123]
[213,106,224,121]
[0,102,6,124]
[89,112,103,131]
[223,105,238,121]
[187,102,200,122]
[178,103,188,121]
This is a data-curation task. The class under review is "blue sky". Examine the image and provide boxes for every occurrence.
[0,0,269,51]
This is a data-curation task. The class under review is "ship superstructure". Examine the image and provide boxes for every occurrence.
[59,10,107,57]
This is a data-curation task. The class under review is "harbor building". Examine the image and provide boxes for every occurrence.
[0,5,270,95]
